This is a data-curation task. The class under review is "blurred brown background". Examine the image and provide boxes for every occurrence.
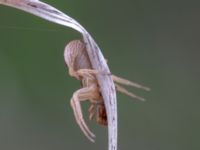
[0,0,199,150]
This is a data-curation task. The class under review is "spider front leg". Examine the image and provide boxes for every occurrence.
[112,75,150,101]
[70,85,99,142]
[69,68,98,80]
[112,75,150,91]
[76,69,99,79]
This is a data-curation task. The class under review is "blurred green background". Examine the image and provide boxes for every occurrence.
[0,0,199,150]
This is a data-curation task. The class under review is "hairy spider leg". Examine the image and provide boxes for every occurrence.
[112,75,150,91]
[112,75,150,101]
[70,85,100,142]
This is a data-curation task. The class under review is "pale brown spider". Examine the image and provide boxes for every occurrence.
[64,40,149,142]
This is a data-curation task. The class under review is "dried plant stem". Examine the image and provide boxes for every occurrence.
[0,1,117,150]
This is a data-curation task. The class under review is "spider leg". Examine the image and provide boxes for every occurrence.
[70,85,99,142]
[68,68,98,80]
[115,83,145,101]
[112,75,150,91]
[76,69,99,79]
[88,104,95,120]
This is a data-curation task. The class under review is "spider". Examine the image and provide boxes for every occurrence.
[64,40,149,142]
